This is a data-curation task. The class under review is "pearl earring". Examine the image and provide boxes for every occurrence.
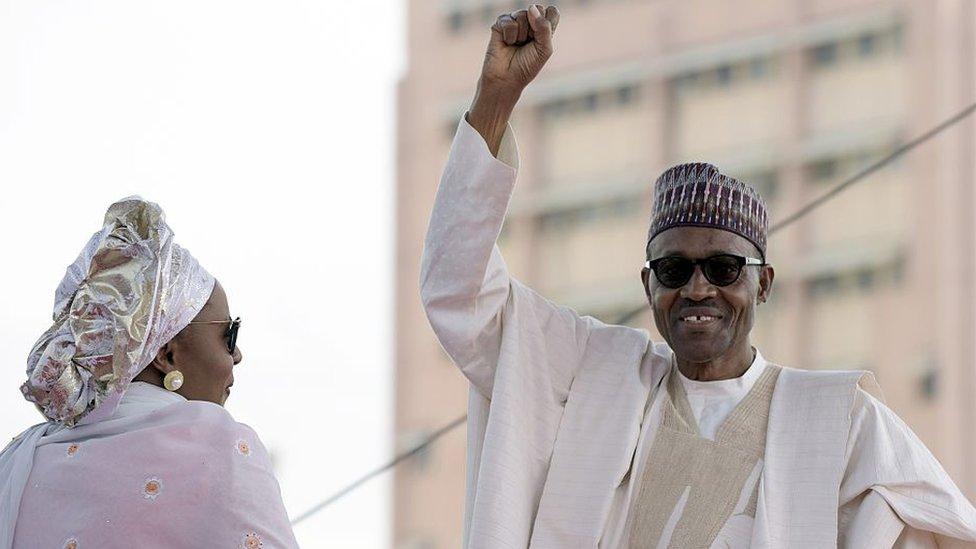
[163,370,184,392]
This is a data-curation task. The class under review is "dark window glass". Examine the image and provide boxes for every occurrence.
[716,64,732,85]
[893,24,905,53]
[807,275,841,297]
[447,11,464,32]
[749,172,778,201]
[617,85,636,104]
[809,159,838,182]
[541,98,569,117]
[857,33,877,56]
[582,92,599,111]
[920,367,938,399]
[812,43,837,66]
[749,57,769,79]
[856,269,875,290]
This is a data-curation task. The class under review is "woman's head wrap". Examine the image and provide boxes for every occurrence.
[648,162,769,258]
[21,197,215,427]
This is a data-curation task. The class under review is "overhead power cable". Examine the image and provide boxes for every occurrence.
[292,100,976,525]
[770,102,976,232]
[291,415,467,526]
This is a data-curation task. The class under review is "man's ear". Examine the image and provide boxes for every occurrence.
[148,341,176,375]
[757,264,775,304]
[641,267,652,299]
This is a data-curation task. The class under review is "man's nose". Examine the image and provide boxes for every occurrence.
[232,345,243,365]
[680,266,717,301]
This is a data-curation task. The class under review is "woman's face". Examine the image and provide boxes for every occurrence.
[148,281,243,405]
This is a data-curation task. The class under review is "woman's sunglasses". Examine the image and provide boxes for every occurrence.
[645,254,765,289]
[188,317,241,353]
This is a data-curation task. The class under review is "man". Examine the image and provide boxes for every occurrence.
[420,5,976,548]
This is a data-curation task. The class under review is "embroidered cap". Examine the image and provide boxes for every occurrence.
[647,162,769,258]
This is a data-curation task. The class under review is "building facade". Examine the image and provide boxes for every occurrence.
[395,1,976,546]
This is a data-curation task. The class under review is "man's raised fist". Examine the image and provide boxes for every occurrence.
[468,4,560,156]
[480,4,560,96]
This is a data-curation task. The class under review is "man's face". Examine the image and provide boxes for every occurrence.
[642,227,774,364]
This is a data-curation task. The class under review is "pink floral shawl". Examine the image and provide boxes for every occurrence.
[1,383,298,548]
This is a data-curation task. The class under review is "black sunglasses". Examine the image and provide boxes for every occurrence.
[188,317,241,353]
[645,254,765,289]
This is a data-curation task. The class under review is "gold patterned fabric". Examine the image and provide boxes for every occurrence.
[20,197,214,427]
[627,364,781,548]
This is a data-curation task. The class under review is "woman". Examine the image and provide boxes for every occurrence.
[0,197,299,548]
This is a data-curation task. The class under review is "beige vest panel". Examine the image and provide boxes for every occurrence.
[628,364,782,548]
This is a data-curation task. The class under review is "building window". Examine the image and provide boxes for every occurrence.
[715,64,733,86]
[617,84,637,104]
[806,274,841,298]
[808,158,838,182]
[746,171,779,202]
[538,84,642,120]
[582,92,599,112]
[811,42,838,67]
[749,57,769,79]
[806,260,903,301]
[919,365,938,400]
[672,54,774,95]
[857,33,877,57]
[856,269,875,290]
[481,4,496,25]
[447,10,464,32]
[892,24,905,53]
[539,198,641,234]
[675,72,700,91]
[542,97,570,117]
[807,25,904,70]
[892,255,906,283]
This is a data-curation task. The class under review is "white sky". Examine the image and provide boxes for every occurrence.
[0,1,403,546]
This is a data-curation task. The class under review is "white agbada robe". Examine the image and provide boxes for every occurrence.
[420,117,976,548]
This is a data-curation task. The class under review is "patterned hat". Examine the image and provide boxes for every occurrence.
[21,197,215,426]
[647,162,768,258]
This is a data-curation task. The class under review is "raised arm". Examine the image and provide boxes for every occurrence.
[421,5,593,399]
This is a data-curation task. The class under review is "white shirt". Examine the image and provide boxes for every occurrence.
[678,352,767,441]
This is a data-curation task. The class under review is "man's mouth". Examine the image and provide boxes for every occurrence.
[679,315,721,324]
